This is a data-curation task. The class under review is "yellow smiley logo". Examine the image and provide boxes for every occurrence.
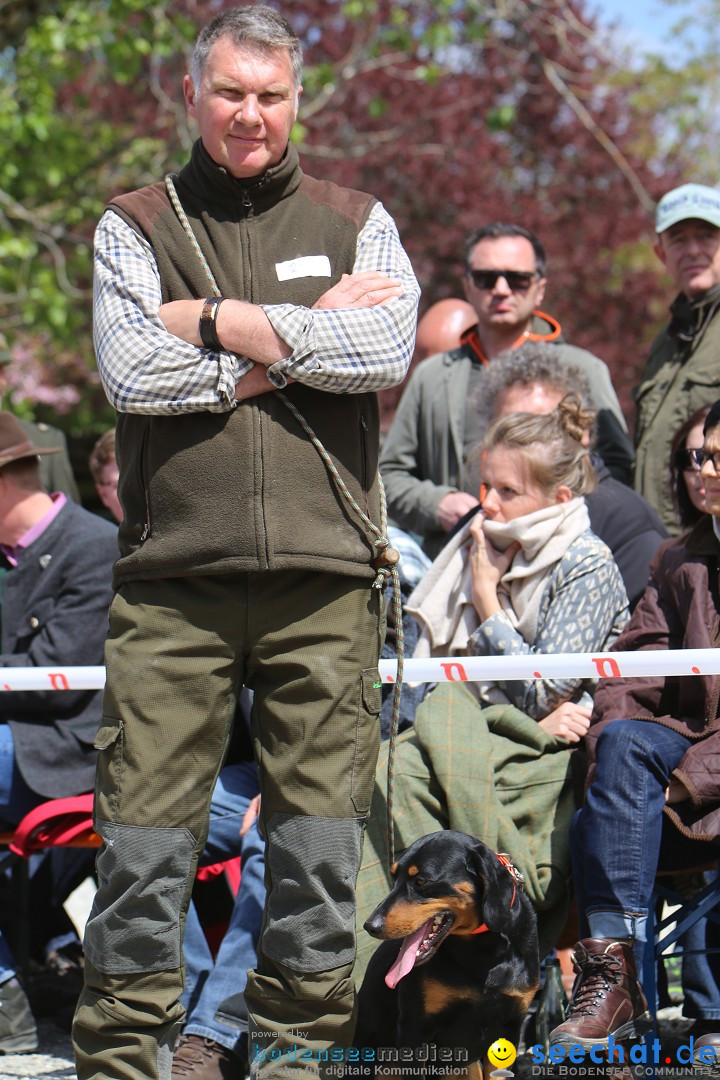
[487,1039,517,1069]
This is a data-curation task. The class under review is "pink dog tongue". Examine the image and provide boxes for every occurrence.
[385,920,432,989]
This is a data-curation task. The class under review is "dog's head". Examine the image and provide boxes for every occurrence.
[364,831,523,987]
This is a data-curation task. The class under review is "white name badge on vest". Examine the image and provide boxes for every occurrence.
[275,255,332,281]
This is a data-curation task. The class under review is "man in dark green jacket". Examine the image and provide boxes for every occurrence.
[635,182,720,533]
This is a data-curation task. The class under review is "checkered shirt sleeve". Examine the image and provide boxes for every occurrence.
[262,202,420,393]
[93,202,419,415]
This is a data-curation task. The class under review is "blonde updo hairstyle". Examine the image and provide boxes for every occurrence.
[482,393,597,499]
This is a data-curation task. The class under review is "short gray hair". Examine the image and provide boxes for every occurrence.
[191,5,303,88]
[474,341,592,434]
[466,341,595,492]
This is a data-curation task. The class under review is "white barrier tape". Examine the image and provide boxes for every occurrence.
[1,651,720,691]
[0,667,106,691]
[378,650,720,684]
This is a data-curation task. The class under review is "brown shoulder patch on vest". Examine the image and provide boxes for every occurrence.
[107,182,171,243]
[298,174,376,229]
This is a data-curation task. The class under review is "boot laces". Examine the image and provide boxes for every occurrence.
[173,1035,225,1076]
[567,950,622,1018]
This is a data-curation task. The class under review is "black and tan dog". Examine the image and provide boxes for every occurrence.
[351,830,540,1078]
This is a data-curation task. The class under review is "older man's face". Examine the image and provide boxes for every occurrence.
[464,236,546,338]
[655,218,720,299]
[184,37,300,180]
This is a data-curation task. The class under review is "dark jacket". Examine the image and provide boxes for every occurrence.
[109,140,383,586]
[585,457,667,609]
[585,515,720,842]
[2,500,117,798]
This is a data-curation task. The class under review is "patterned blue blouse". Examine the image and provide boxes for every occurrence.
[467,530,629,718]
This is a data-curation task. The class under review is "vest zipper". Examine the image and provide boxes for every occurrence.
[240,187,269,566]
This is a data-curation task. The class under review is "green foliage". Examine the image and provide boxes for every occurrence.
[0,0,700,438]
[0,0,194,433]
[486,104,516,132]
[615,0,719,183]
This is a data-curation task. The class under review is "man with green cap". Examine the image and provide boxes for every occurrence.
[635,182,720,532]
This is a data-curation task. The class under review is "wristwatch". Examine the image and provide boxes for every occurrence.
[199,296,225,351]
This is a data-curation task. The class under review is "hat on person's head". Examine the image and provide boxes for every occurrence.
[0,413,60,469]
[656,183,720,234]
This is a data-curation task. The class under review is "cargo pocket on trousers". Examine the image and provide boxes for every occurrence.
[93,717,124,821]
[351,669,381,814]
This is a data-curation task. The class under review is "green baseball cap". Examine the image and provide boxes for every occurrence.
[656,183,720,233]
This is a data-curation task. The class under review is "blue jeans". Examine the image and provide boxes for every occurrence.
[181,760,265,1054]
[0,724,43,827]
[572,720,720,1018]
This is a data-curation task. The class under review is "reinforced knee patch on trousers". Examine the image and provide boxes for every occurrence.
[262,815,363,974]
[83,819,196,975]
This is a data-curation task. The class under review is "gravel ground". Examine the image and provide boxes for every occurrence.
[0,1018,75,1079]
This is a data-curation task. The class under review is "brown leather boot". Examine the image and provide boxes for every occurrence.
[549,937,652,1049]
[694,1032,720,1077]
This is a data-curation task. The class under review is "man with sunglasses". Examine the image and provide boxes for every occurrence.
[380,222,633,557]
[635,183,720,534]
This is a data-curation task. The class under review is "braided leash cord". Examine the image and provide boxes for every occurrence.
[165,175,405,867]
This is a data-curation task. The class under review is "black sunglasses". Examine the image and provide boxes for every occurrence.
[683,447,720,471]
[466,269,539,291]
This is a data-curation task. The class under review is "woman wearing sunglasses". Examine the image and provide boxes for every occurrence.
[553,399,720,1064]
[670,406,712,533]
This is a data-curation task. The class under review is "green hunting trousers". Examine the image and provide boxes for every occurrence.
[72,570,384,1080]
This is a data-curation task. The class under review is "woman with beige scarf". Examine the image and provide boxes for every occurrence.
[355,398,630,977]
[407,394,629,738]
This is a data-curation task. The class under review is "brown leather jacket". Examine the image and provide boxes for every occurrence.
[584,515,720,842]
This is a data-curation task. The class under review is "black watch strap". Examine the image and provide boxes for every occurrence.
[199,296,225,351]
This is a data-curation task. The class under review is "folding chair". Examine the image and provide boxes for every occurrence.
[0,795,100,978]
[639,866,720,1079]
[643,866,720,1035]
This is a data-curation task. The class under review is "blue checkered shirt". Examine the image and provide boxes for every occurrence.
[93,202,420,414]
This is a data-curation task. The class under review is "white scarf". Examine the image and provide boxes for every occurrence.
[484,497,590,643]
[408,497,590,662]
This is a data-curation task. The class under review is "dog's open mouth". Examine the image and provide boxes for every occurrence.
[384,911,454,989]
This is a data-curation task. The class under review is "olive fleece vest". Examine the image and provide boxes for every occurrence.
[107,140,383,585]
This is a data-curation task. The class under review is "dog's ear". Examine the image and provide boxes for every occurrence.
[467,843,518,935]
